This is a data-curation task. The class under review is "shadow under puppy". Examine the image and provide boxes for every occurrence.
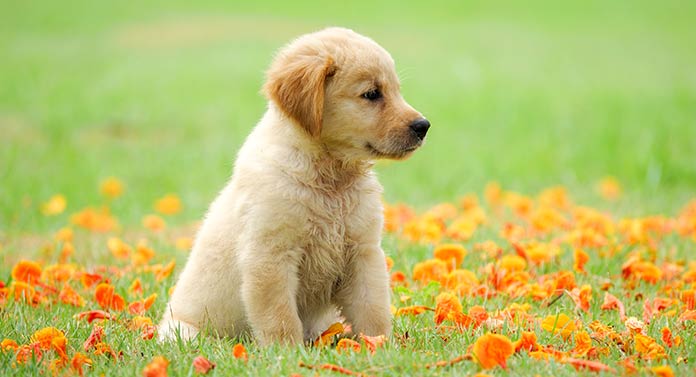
[158,27,430,346]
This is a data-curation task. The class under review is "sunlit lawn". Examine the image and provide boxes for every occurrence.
[2,1,696,376]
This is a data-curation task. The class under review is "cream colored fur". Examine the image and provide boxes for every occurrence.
[158,27,428,346]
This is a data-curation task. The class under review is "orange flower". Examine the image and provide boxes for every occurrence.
[129,293,157,315]
[314,322,344,346]
[193,355,216,374]
[395,305,431,316]
[468,305,488,327]
[100,177,124,199]
[108,237,132,260]
[93,342,118,359]
[679,309,696,322]
[434,292,462,325]
[129,278,143,296]
[16,343,43,364]
[41,194,67,216]
[484,181,503,206]
[54,227,74,242]
[143,356,169,377]
[232,343,248,361]
[573,249,589,273]
[563,358,616,373]
[43,263,76,283]
[443,269,479,295]
[360,333,386,354]
[569,285,592,312]
[83,325,104,351]
[129,316,156,339]
[175,237,193,251]
[74,310,113,323]
[70,352,92,376]
[571,331,593,357]
[472,333,514,369]
[1,338,19,352]
[133,240,156,265]
[541,313,576,340]
[681,289,695,310]
[513,331,539,353]
[143,214,166,232]
[12,260,42,284]
[59,284,85,307]
[30,327,67,358]
[661,327,673,348]
[412,259,448,284]
[445,217,478,240]
[497,254,526,272]
[71,207,118,232]
[155,194,182,215]
[601,292,627,321]
[336,338,361,353]
[80,272,104,288]
[95,283,126,311]
[597,176,622,200]
[10,281,37,303]
[433,243,467,270]
[651,365,674,377]
[154,260,176,281]
[634,333,666,360]
[383,203,416,232]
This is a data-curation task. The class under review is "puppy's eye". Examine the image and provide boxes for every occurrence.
[361,88,382,101]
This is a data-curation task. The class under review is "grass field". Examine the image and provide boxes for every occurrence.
[2,1,696,376]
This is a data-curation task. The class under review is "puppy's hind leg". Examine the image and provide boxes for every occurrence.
[158,310,200,342]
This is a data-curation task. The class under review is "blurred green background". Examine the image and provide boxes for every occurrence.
[2,0,696,231]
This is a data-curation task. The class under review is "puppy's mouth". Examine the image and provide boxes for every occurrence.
[366,143,420,159]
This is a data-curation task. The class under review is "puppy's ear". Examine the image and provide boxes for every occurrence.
[263,54,336,138]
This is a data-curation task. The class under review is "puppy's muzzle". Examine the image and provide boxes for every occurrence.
[409,118,431,141]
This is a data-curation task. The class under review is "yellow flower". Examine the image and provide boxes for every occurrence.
[100,177,124,199]
[541,313,576,340]
[154,194,182,215]
[142,214,166,232]
[41,195,66,216]
[597,176,622,200]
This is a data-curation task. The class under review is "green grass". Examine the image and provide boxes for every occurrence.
[1,1,696,376]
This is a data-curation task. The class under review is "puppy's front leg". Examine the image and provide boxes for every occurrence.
[336,246,392,337]
[241,248,303,346]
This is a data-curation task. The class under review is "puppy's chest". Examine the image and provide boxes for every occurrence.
[298,188,365,298]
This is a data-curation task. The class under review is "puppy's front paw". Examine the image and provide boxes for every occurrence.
[253,318,303,346]
[158,317,200,342]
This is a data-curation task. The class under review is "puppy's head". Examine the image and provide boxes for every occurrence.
[263,27,429,161]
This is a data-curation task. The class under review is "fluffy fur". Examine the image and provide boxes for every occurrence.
[158,27,430,345]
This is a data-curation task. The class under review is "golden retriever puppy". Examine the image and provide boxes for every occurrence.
[158,27,430,345]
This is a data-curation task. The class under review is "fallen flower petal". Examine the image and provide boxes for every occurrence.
[315,322,344,346]
[192,355,215,374]
[143,355,169,377]
[472,333,514,369]
[336,338,361,353]
[563,357,616,373]
[83,325,104,351]
[74,310,113,323]
[232,343,247,361]
[12,260,42,284]
[360,334,386,354]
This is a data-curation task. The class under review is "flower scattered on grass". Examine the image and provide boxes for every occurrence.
[41,194,67,216]
[100,177,124,199]
[4,179,696,375]
[154,194,182,215]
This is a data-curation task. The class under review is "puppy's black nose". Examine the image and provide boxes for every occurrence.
[409,118,430,140]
